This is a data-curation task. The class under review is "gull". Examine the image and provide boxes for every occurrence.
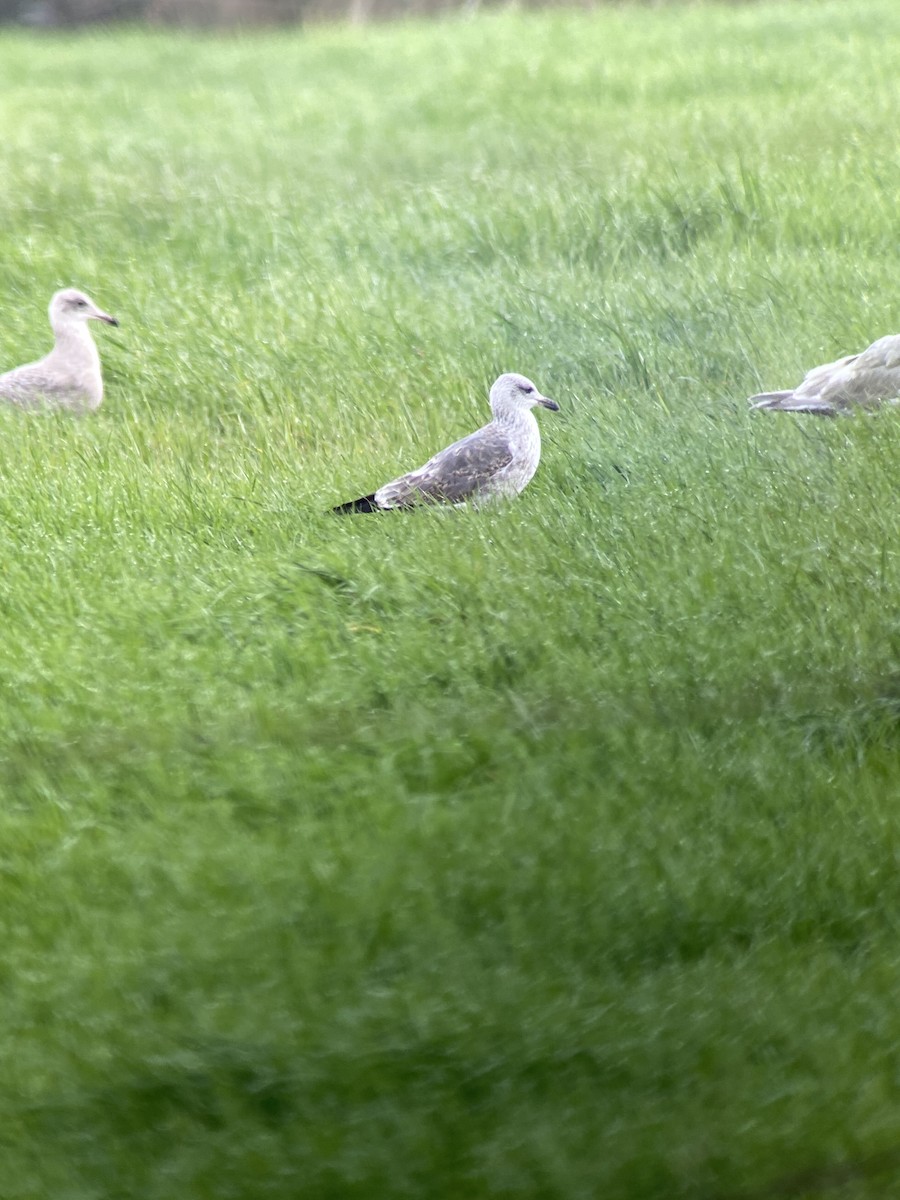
[332,373,559,513]
[749,334,900,416]
[0,288,119,413]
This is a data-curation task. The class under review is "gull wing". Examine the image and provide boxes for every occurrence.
[375,423,514,508]
[816,334,900,408]
[0,362,69,408]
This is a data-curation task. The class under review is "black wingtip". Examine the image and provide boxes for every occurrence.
[331,493,381,514]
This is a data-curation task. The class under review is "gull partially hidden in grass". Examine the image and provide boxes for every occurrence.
[332,372,559,513]
[0,288,119,413]
[749,334,900,416]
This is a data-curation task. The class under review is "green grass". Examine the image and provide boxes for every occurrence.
[1,3,899,1196]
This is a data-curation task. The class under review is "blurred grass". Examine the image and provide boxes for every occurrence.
[0,3,899,1198]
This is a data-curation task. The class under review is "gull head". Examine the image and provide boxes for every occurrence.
[489,372,559,419]
[49,288,119,332]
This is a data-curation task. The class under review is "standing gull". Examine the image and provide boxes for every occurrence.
[0,288,119,413]
[333,373,559,513]
[749,334,900,416]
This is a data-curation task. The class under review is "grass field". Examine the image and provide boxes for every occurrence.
[0,3,899,1196]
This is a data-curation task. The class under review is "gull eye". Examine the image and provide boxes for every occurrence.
[75,299,88,308]
[519,383,534,394]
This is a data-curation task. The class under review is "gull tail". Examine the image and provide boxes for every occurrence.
[332,493,381,514]
[749,391,837,416]
[749,391,795,409]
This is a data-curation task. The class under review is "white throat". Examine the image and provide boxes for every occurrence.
[51,321,100,366]
[495,404,541,459]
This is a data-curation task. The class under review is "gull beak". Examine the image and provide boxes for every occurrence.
[538,396,560,411]
[91,310,119,327]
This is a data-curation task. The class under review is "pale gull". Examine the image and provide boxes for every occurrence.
[0,288,119,413]
[333,372,559,513]
[749,334,900,416]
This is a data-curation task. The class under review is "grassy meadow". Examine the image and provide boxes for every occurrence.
[1,2,899,1195]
